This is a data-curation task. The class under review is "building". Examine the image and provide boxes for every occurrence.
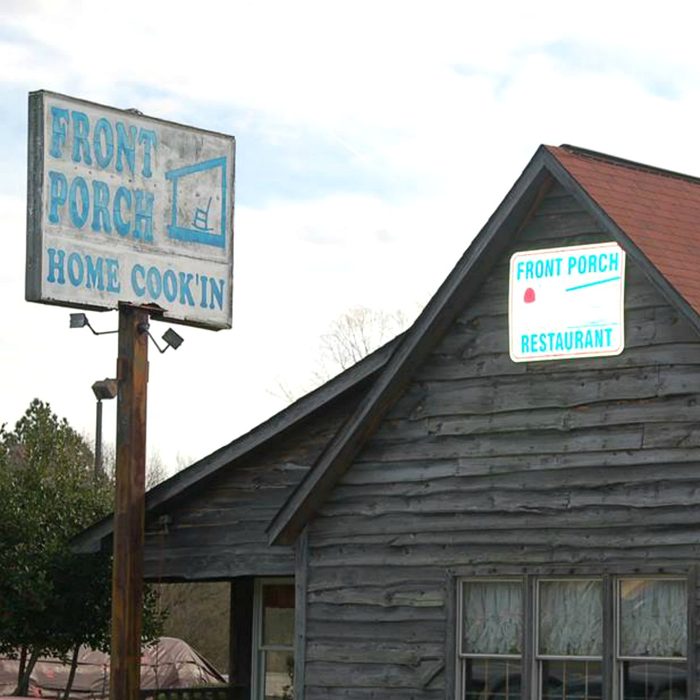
[74,144,700,700]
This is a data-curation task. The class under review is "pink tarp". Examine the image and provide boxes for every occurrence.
[0,637,226,698]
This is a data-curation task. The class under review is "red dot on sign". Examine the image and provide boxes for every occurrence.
[524,288,536,303]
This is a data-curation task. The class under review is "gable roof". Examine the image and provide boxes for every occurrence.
[72,331,402,553]
[545,145,700,323]
[268,143,700,544]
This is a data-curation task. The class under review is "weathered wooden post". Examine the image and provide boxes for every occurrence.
[110,305,150,700]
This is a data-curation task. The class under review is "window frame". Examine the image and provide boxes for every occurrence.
[614,575,689,700]
[451,568,694,700]
[251,576,295,700]
[535,577,604,700]
[456,577,525,699]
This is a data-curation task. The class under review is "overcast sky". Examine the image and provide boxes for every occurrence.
[2,0,700,474]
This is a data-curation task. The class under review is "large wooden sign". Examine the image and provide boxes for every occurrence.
[26,91,235,330]
[509,242,626,362]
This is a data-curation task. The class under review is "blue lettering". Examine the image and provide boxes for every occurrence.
[91,180,112,233]
[163,269,178,302]
[48,171,67,223]
[199,275,208,308]
[105,258,120,292]
[521,334,529,353]
[138,129,157,178]
[209,278,224,310]
[85,255,104,290]
[67,252,84,286]
[113,187,132,236]
[131,264,146,297]
[116,123,137,176]
[134,190,154,241]
[146,266,161,299]
[46,248,65,284]
[179,272,195,306]
[49,107,69,158]
[71,111,92,165]
[93,117,114,169]
[69,177,89,228]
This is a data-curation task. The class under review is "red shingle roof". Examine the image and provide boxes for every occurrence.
[547,145,700,316]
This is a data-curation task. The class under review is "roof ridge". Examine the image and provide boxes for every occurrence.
[556,143,700,186]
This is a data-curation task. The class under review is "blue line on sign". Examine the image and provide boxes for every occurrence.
[565,275,621,292]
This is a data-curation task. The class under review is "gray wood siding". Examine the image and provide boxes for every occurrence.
[302,184,700,698]
[143,394,363,581]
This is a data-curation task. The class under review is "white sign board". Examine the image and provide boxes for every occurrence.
[26,91,235,330]
[509,242,626,362]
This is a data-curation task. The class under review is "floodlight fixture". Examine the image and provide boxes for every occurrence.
[92,378,118,401]
[137,322,185,354]
[162,328,184,350]
[70,312,88,328]
[69,312,117,335]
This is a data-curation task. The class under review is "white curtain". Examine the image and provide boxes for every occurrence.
[619,579,687,658]
[462,581,522,655]
[538,580,602,657]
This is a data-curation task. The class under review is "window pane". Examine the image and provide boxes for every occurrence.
[540,660,602,700]
[619,579,687,658]
[463,658,521,700]
[262,649,294,699]
[539,580,602,656]
[621,661,686,700]
[462,581,522,655]
[263,584,295,647]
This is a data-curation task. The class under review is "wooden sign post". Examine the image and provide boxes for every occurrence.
[110,304,150,700]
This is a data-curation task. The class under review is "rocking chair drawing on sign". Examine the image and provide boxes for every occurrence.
[193,197,213,232]
[165,156,228,248]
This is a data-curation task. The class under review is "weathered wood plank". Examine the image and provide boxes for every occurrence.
[383,397,700,443]
[304,659,441,688]
[339,461,700,494]
[305,639,444,665]
[305,619,446,644]
[309,525,700,550]
[312,505,700,539]
[319,479,700,518]
[307,583,444,608]
[385,364,699,423]
[307,542,700,569]
[143,547,295,581]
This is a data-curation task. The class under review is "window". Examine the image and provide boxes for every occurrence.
[456,575,688,700]
[253,579,295,700]
[458,579,523,700]
[617,578,687,700]
[537,579,602,700]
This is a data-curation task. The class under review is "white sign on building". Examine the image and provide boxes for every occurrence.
[509,242,626,362]
[26,90,235,330]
